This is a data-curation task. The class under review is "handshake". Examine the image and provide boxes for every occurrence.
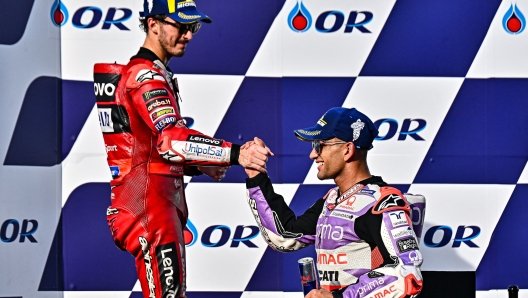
[198,137,273,181]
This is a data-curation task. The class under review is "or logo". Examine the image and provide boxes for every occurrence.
[316,11,373,33]
[288,0,312,32]
[184,220,260,248]
[424,225,481,248]
[50,0,69,26]
[374,118,427,141]
[1,219,38,243]
[187,135,223,146]
[50,2,132,30]
[503,4,525,34]
[287,2,372,34]
[143,89,170,102]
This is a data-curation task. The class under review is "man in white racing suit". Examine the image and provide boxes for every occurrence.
[244,107,424,298]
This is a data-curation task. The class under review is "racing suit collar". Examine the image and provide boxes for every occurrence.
[358,175,387,187]
[130,47,174,73]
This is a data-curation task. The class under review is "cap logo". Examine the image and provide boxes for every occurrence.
[147,0,153,12]
[317,119,327,127]
[168,0,177,13]
[178,1,196,9]
[351,119,365,141]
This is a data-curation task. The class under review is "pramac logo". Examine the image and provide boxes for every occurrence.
[288,0,312,33]
[503,3,526,34]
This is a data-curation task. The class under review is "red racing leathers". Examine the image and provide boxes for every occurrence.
[94,48,240,298]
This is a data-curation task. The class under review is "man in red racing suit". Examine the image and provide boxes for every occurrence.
[93,1,271,297]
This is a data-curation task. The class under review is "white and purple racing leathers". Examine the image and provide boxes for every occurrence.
[246,173,424,298]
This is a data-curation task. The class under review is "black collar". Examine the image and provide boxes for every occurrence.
[130,47,174,73]
[358,175,387,187]
[131,47,160,62]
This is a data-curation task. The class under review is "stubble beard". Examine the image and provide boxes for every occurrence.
[159,27,186,58]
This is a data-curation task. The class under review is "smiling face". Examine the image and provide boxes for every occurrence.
[309,138,349,181]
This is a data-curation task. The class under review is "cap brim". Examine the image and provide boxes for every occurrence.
[169,9,212,24]
[294,126,334,141]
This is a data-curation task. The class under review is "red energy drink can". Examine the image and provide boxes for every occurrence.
[298,257,319,296]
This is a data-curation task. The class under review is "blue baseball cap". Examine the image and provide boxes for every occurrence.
[143,0,212,24]
[294,107,379,150]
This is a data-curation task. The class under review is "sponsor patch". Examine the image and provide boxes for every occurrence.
[155,116,176,131]
[388,211,408,228]
[146,98,172,111]
[373,194,406,212]
[138,237,156,297]
[106,207,119,215]
[110,166,120,179]
[136,69,165,83]
[97,105,131,134]
[143,89,170,101]
[94,73,121,102]
[186,134,224,146]
[397,237,419,253]
[391,226,414,239]
[329,211,356,221]
[367,271,385,278]
[105,144,118,153]
[156,242,180,298]
[151,107,175,122]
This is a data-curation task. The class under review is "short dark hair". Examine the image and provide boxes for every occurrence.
[139,15,167,33]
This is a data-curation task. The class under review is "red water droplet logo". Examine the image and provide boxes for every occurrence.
[288,0,312,33]
[507,13,522,32]
[183,228,194,245]
[53,7,64,25]
[293,12,308,31]
[503,4,525,34]
[50,0,68,27]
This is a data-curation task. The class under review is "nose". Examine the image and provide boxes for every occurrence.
[309,148,319,160]
[182,30,193,40]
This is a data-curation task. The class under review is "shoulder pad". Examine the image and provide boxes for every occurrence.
[372,187,410,214]
[126,64,167,89]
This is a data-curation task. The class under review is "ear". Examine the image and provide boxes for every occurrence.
[343,143,355,162]
[148,18,160,35]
